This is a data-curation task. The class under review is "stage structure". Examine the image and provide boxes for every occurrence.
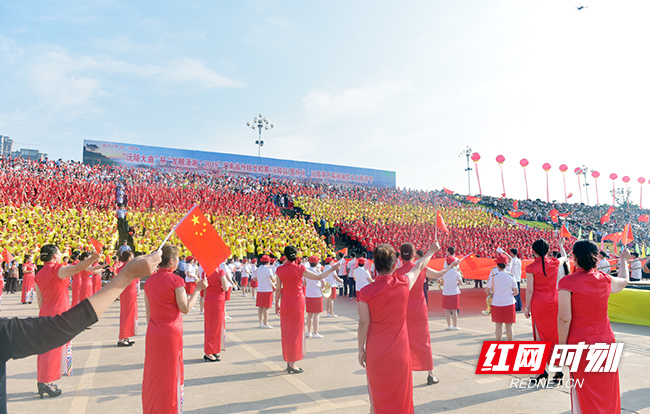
[83,140,396,188]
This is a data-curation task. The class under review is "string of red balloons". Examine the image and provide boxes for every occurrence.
[467,152,646,206]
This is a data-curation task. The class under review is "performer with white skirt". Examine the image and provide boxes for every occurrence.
[322,257,343,317]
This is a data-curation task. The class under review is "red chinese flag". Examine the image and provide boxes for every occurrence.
[558,212,572,218]
[567,192,573,199]
[443,187,454,194]
[560,224,571,238]
[89,237,104,255]
[175,205,232,274]
[338,247,348,256]
[465,253,479,270]
[508,211,524,218]
[551,215,558,223]
[621,224,634,246]
[607,206,616,215]
[639,214,650,223]
[467,196,482,204]
[2,248,13,264]
[436,211,449,234]
[513,200,518,211]
[549,209,559,216]
[600,214,610,225]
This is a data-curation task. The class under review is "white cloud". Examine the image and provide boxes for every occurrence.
[302,80,410,120]
[154,58,246,88]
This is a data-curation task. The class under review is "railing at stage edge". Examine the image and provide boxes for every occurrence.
[83,139,395,187]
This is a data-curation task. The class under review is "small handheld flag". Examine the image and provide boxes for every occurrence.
[172,205,232,274]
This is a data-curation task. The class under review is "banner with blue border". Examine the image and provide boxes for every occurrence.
[83,140,396,187]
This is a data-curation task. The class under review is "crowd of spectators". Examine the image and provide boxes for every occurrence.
[473,195,650,246]
[1,155,648,270]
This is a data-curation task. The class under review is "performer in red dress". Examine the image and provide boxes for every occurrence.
[76,252,105,303]
[558,241,630,414]
[20,255,36,304]
[357,241,440,414]
[142,244,207,414]
[397,244,456,386]
[34,245,99,397]
[117,251,138,347]
[524,237,568,384]
[202,267,228,361]
[69,252,82,307]
[274,246,340,373]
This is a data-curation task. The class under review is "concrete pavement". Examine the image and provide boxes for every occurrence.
[3,285,650,413]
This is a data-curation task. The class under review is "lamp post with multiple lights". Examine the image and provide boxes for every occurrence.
[246,114,274,157]
[458,146,472,194]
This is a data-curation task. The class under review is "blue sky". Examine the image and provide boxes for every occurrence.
[1,0,650,205]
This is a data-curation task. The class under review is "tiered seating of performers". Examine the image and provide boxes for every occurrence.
[1,155,648,263]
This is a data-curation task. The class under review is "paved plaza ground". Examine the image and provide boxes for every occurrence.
[3,284,650,414]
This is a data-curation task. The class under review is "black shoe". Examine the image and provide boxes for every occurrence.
[37,382,62,399]
[427,375,440,385]
[203,354,220,362]
[550,372,563,386]
[117,340,133,347]
[287,365,304,374]
[530,371,548,384]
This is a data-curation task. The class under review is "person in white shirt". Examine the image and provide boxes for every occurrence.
[220,261,235,320]
[353,258,374,300]
[305,256,325,338]
[441,256,463,330]
[322,257,343,317]
[630,252,642,281]
[240,258,251,297]
[508,248,523,312]
[254,255,276,328]
[185,257,199,302]
[336,253,348,297]
[597,251,611,274]
[249,258,259,299]
[486,254,518,341]
[346,255,358,298]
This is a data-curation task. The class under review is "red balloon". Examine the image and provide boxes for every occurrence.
[622,176,630,183]
[543,163,552,171]
[591,171,600,178]
[471,152,481,162]
[609,173,618,180]
[574,167,583,175]
[520,158,529,167]
[638,177,646,184]
[496,155,505,164]
[559,164,568,172]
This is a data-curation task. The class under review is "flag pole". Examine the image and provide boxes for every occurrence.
[158,204,199,251]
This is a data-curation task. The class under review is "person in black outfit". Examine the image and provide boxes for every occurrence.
[0,251,162,413]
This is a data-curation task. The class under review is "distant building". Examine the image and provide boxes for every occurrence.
[0,135,13,157]
[11,148,48,162]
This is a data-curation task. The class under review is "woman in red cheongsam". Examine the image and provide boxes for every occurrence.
[21,254,36,304]
[142,245,207,414]
[117,251,138,347]
[524,237,568,384]
[558,241,630,414]
[202,267,228,361]
[397,244,456,386]
[34,245,99,398]
[274,246,340,373]
[357,241,440,414]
